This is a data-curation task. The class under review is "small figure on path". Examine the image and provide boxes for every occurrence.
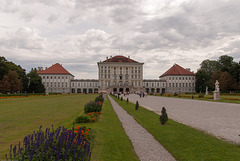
[143,92,145,98]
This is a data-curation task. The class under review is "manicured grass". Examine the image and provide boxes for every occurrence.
[111,95,240,161]
[158,94,240,104]
[76,97,139,161]
[0,94,97,159]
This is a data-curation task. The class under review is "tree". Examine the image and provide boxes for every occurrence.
[0,75,10,93]
[27,70,45,93]
[209,70,222,90]
[135,101,139,110]
[219,71,237,91]
[7,70,23,93]
[195,69,208,92]
[200,59,219,78]
[218,55,240,82]
[160,107,168,125]
[0,56,28,91]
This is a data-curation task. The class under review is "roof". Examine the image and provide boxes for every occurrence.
[103,55,139,63]
[37,63,73,76]
[160,64,195,77]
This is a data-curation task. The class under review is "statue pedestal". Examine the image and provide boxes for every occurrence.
[213,91,220,100]
[101,91,107,100]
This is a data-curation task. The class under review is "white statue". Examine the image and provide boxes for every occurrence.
[205,86,209,95]
[215,80,220,92]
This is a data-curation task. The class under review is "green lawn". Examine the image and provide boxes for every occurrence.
[78,98,139,161]
[111,95,240,161]
[0,94,97,159]
[0,94,139,161]
[158,94,240,104]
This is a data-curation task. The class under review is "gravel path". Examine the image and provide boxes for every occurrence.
[124,94,240,144]
[108,96,176,161]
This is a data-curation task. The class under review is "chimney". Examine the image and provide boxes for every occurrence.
[110,55,112,58]
[38,67,41,71]
[106,56,108,60]
[45,67,47,70]
[128,56,130,59]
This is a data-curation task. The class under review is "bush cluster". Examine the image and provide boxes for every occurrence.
[84,101,102,113]
[5,124,91,161]
[95,95,104,103]
[75,115,91,123]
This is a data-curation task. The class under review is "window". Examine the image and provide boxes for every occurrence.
[182,77,184,80]
[138,70,140,73]
[47,82,49,87]
[108,70,110,73]
[105,75,107,78]
[51,76,53,79]
[54,82,57,87]
[157,83,159,87]
[179,77,181,80]
[101,70,103,73]
[43,76,45,79]
[169,83,171,87]
[84,83,86,87]
[54,76,56,79]
[114,67,116,70]
[62,76,64,79]
[90,83,92,87]
[126,67,128,70]
[120,67,122,70]
[47,76,49,79]
[125,81,129,86]
[78,83,80,87]
[120,75,122,80]
[176,77,178,80]
[113,74,116,80]
[189,83,191,87]
[152,83,154,87]
[66,82,68,87]
[146,83,148,87]
[135,82,137,86]
[72,83,74,87]
[125,74,129,80]
[179,83,181,87]
[169,77,171,80]
[186,83,188,87]
[135,70,137,73]
[186,77,188,80]
[173,83,174,87]
[192,77,195,80]
[58,76,60,79]
[101,66,103,69]
[62,82,64,87]
[176,83,178,87]
[108,75,110,78]
[192,83,194,87]
[58,82,60,87]
[51,82,53,87]
[173,77,174,80]
[105,70,107,73]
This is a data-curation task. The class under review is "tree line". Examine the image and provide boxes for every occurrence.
[195,55,240,93]
[0,56,45,94]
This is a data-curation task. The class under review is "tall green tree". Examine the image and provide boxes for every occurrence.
[27,70,45,93]
[8,70,23,93]
[218,55,240,82]
[200,59,219,78]
[0,75,10,93]
[209,70,222,90]
[219,71,237,91]
[0,56,28,91]
[195,69,208,92]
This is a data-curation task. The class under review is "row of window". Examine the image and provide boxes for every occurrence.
[72,82,98,87]
[100,69,141,74]
[168,76,195,80]
[43,82,68,88]
[42,75,69,80]
[169,83,195,87]
[100,74,141,79]
[100,81,141,87]
[145,83,165,87]
[101,66,141,70]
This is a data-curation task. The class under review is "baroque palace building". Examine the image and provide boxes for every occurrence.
[37,55,195,94]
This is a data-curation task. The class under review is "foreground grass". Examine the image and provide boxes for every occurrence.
[76,97,139,161]
[0,94,97,159]
[112,95,240,161]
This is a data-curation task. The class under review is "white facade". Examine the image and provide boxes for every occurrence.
[162,75,196,93]
[98,60,144,93]
[71,79,98,93]
[143,79,166,94]
[40,74,74,93]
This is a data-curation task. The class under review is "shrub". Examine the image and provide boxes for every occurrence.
[84,101,102,113]
[160,107,168,125]
[192,95,194,99]
[174,93,178,96]
[5,124,91,161]
[95,95,104,103]
[198,94,204,98]
[127,98,129,104]
[135,101,139,110]
[75,115,91,123]
[121,97,123,101]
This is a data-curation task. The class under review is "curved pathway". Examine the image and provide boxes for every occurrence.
[108,96,176,161]
[124,94,240,144]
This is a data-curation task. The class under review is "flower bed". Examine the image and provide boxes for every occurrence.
[5,124,93,161]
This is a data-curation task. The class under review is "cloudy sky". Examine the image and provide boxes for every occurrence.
[0,0,240,79]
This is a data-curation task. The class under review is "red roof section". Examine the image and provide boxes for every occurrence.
[160,64,195,77]
[37,63,73,76]
[103,55,139,63]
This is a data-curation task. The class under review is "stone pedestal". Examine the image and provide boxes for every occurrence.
[214,91,220,100]
[101,91,107,100]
